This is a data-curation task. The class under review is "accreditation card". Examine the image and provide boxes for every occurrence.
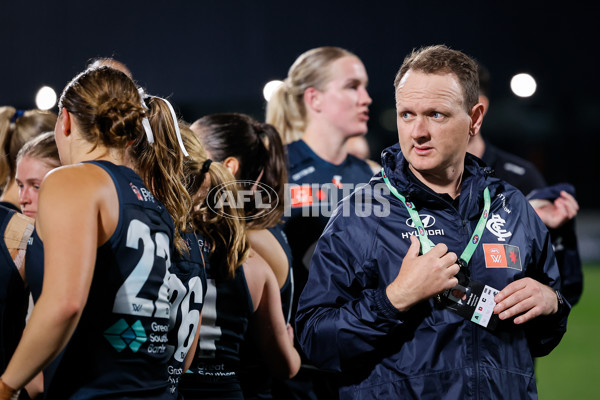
[440,280,500,330]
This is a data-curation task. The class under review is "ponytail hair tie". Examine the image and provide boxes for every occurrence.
[136,88,189,157]
[137,88,155,144]
[201,159,212,175]
[10,110,25,123]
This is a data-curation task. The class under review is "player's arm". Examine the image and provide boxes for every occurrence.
[245,250,301,379]
[184,312,202,371]
[247,229,289,289]
[0,165,117,395]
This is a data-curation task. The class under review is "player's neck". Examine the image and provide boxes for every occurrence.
[302,126,348,165]
[70,145,125,166]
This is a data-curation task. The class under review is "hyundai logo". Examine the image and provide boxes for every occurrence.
[406,214,436,228]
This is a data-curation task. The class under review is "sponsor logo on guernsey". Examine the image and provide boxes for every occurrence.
[290,184,314,207]
[104,319,147,352]
[289,184,332,208]
[291,166,316,181]
[503,162,526,176]
[483,243,522,270]
[130,182,156,203]
[332,175,343,189]
[130,183,143,201]
[486,214,512,241]
[197,237,211,254]
[183,237,192,253]
[104,319,169,354]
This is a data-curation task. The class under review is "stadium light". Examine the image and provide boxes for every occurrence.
[35,86,57,110]
[510,73,537,98]
[263,80,284,102]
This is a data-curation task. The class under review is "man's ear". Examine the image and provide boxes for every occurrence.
[469,103,485,137]
[222,156,240,177]
[478,94,490,117]
[303,87,322,113]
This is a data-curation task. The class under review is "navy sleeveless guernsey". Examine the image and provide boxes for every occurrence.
[44,160,176,399]
[166,230,208,398]
[239,223,293,399]
[0,206,32,375]
[179,235,253,400]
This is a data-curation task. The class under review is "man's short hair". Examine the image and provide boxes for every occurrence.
[394,45,479,112]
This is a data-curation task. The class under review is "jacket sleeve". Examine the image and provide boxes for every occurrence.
[295,198,408,372]
[522,202,571,357]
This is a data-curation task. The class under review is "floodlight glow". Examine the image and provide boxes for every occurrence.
[35,86,57,110]
[263,80,284,102]
[510,73,537,98]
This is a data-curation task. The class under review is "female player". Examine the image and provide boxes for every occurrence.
[15,131,61,219]
[0,202,34,398]
[0,107,56,211]
[178,125,300,400]
[0,66,188,399]
[191,113,291,398]
[190,113,291,321]
[139,99,207,399]
[18,132,62,304]
[1,131,60,398]
[265,46,375,399]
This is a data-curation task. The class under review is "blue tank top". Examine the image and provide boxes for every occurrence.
[43,160,176,399]
[179,235,253,400]
[0,206,31,375]
[166,230,208,399]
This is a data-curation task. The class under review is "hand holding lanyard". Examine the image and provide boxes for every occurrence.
[382,169,499,330]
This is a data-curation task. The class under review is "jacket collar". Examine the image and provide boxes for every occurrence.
[380,143,495,217]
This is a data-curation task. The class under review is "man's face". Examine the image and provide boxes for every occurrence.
[395,70,474,180]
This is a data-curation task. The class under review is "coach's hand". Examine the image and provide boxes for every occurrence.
[493,278,559,324]
[386,236,459,312]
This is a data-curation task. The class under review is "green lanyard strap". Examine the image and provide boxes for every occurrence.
[381,168,491,266]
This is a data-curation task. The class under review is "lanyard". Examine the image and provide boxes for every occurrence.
[381,169,491,265]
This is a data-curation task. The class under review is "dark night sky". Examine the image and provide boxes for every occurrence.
[2,1,598,208]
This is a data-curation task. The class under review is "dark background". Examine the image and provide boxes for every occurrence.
[2,1,598,209]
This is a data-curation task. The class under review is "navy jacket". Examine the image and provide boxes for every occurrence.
[296,144,569,399]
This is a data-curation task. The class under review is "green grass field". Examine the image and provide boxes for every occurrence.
[536,264,600,399]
